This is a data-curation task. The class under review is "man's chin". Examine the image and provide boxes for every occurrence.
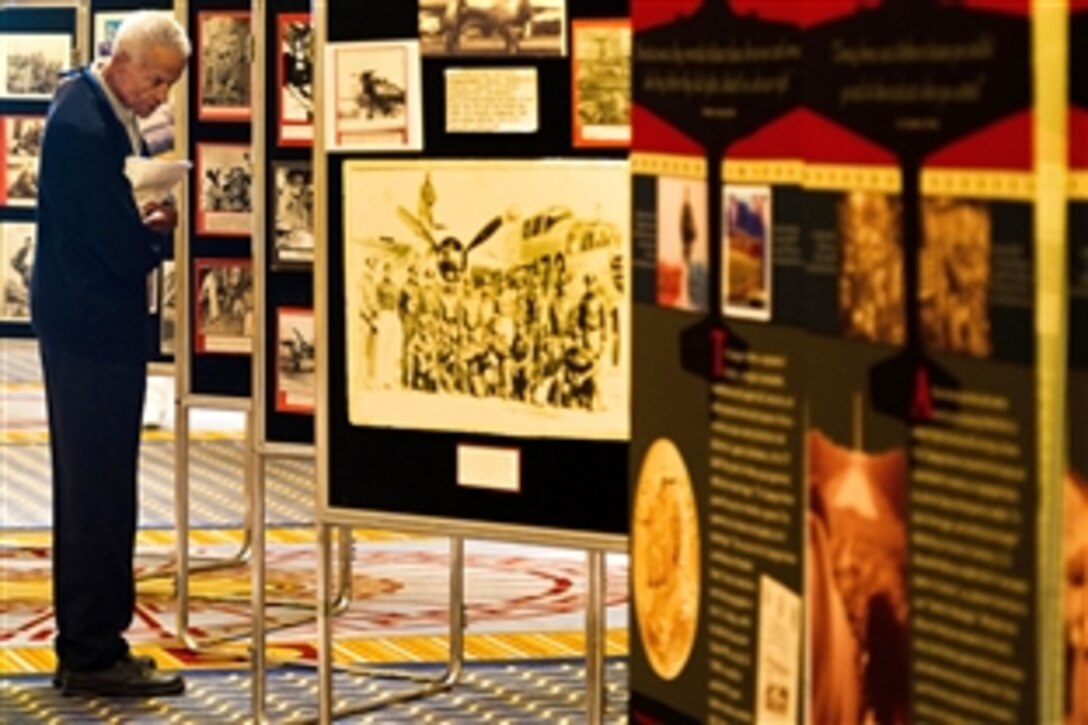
[135,104,162,119]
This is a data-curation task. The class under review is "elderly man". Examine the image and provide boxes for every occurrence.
[31,12,190,697]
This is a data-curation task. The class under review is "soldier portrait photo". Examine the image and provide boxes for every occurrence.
[656,176,708,313]
[278,14,314,144]
[343,160,630,440]
[197,143,253,236]
[276,307,315,413]
[197,11,252,120]
[273,162,314,267]
[194,259,254,354]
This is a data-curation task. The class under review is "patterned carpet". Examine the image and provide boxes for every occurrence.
[1,438,317,529]
[0,338,632,719]
[1,528,629,674]
[1,660,629,723]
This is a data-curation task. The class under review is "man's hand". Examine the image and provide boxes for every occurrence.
[142,200,178,234]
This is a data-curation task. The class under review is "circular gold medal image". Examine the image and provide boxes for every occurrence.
[632,437,700,680]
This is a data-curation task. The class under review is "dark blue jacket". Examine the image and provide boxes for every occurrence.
[31,67,166,362]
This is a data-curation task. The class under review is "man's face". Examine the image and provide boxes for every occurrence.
[114,44,187,118]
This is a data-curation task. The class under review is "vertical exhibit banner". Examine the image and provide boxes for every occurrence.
[806,2,1046,723]
[629,2,804,722]
[1066,1,1088,720]
[631,1,1067,723]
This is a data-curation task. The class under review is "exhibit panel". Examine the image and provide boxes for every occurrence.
[261,0,314,445]
[806,3,1052,722]
[0,4,77,338]
[629,1,1072,723]
[628,2,806,721]
[186,0,253,397]
[319,0,631,543]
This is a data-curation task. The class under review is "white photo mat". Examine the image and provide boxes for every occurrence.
[324,39,422,153]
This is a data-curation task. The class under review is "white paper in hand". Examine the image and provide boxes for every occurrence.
[125,157,191,208]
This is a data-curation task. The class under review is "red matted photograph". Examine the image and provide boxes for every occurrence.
[197,10,252,122]
[277,13,313,147]
[193,257,253,355]
[571,18,630,148]
[195,142,252,237]
[275,306,315,414]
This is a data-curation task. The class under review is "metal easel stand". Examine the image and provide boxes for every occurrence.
[170,394,256,652]
[250,455,356,718]
[248,443,358,722]
[306,529,609,724]
[585,549,609,725]
[307,530,466,724]
[171,437,358,656]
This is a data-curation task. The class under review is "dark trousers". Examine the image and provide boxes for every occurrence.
[40,342,146,672]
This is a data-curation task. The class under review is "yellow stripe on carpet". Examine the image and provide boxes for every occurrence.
[0,630,629,675]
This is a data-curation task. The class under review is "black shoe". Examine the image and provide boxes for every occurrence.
[61,655,184,697]
[53,654,157,689]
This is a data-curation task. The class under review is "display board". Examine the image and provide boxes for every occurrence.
[320,0,631,539]
[628,2,1068,723]
[0,5,77,339]
[261,0,314,444]
[1066,0,1088,718]
[186,0,252,396]
[628,3,804,721]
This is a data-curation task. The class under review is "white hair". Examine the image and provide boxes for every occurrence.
[112,11,191,61]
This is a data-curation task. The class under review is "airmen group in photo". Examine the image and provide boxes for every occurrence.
[357,246,621,413]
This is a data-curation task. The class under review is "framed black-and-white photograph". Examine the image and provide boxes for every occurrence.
[273,161,314,268]
[275,306,315,414]
[159,260,176,356]
[0,222,35,321]
[418,0,566,57]
[196,142,252,237]
[0,33,70,100]
[325,40,422,152]
[278,13,313,146]
[1,115,44,207]
[572,19,630,148]
[197,11,252,122]
[343,159,630,441]
[194,257,253,355]
[722,184,773,322]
